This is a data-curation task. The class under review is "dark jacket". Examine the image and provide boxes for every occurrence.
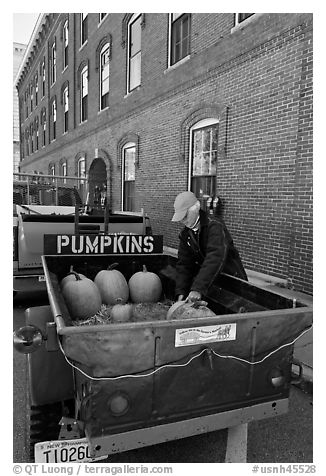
[175,210,247,297]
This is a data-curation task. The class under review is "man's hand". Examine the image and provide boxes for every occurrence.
[185,291,201,302]
[177,294,184,301]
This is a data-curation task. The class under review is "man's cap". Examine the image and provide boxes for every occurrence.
[172,191,198,222]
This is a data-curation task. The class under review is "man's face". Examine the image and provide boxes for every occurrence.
[181,205,199,228]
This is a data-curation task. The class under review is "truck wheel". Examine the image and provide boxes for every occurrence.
[27,400,74,462]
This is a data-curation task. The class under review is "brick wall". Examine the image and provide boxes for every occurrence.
[17,13,313,294]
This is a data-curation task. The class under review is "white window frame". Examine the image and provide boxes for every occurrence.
[51,99,57,141]
[121,142,136,211]
[99,13,108,24]
[35,72,38,106]
[127,13,142,94]
[63,86,69,133]
[188,118,219,190]
[61,162,67,183]
[100,43,110,111]
[77,156,86,184]
[63,19,69,70]
[50,40,56,85]
[168,13,191,68]
[49,164,55,181]
[234,13,255,26]
[80,66,88,123]
[81,13,88,47]
[41,60,46,97]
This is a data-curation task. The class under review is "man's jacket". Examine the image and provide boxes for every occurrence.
[175,210,247,297]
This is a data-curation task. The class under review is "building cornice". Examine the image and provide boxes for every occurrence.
[14,14,49,89]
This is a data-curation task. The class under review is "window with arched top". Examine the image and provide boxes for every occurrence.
[62,85,69,133]
[100,43,110,110]
[80,65,88,122]
[81,13,88,46]
[50,98,57,141]
[189,118,219,200]
[122,142,136,211]
[60,160,67,183]
[77,156,86,182]
[127,14,142,93]
[63,19,69,69]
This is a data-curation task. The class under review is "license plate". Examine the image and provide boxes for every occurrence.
[38,275,46,282]
[34,438,106,463]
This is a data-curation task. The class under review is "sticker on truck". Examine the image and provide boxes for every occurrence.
[175,323,236,347]
[34,437,106,463]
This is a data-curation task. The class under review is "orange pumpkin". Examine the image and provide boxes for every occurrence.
[60,265,86,289]
[62,272,102,320]
[111,299,133,323]
[94,263,129,305]
[167,300,216,320]
[128,265,162,303]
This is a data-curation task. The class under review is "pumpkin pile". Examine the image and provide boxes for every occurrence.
[60,263,165,324]
[60,264,216,325]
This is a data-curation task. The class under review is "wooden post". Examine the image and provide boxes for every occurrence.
[74,203,80,235]
[104,204,110,234]
[225,423,248,463]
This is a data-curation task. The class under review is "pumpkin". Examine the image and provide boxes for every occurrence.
[60,265,86,289]
[61,272,102,320]
[166,300,186,320]
[128,265,162,303]
[111,299,133,323]
[94,263,129,305]
[167,300,217,320]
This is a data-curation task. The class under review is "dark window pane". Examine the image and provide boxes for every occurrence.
[238,13,254,23]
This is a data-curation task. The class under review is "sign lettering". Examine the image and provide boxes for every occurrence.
[44,234,163,255]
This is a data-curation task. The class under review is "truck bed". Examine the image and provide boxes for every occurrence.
[42,253,312,441]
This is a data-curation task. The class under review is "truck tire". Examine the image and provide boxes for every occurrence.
[27,400,74,462]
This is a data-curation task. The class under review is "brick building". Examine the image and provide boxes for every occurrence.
[15,13,313,294]
[13,42,27,172]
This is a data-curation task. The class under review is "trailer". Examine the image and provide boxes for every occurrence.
[13,234,312,463]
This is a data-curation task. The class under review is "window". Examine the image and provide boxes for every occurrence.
[25,129,29,156]
[25,90,28,117]
[50,98,56,141]
[235,13,254,25]
[80,66,88,122]
[127,14,141,93]
[81,13,88,46]
[170,13,191,66]
[122,143,136,211]
[35,72,38,106]
[49,164,56,181]
[100,44,110,110]
[41,108,47,147]
[35,117,39,151]
[189,119,219,200]
[50,40,56,85]
[30,84,33,111]
[63,86,69,133]
[61,161,67,183]
[77,157,86,184]
[99,14,107,22]
[30,124,34,153]
[63,20,69,69]
[41,59,46,97]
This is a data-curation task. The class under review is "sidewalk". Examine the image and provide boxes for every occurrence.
[246,270,313,393]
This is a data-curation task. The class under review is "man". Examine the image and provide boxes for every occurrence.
[172,191,247,303]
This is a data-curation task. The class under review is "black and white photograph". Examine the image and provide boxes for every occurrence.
[10,8,317,471]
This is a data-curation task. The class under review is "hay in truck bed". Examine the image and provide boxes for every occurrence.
[40,238,312,460]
